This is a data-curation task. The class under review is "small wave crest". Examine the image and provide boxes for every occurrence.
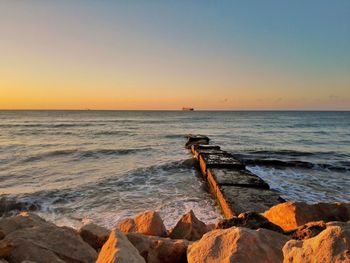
[21,147,152,163]
[242,158,349,172]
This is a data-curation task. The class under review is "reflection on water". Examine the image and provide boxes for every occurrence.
[0,111,349,228]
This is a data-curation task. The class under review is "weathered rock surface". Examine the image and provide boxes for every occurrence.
[96,229,145,263]
[191,145,225,160]
[283,222,350,263]
[263,201,350,231]
[169,210,208,241]
[191,144,221,157]
[185,135,210,148]
[79,223,110,250]
[199,153,244,176]
[208,168,270,189]
[127,232,189,263]
[285,220,327,240]
[216,211,284,233]
[187,227,290,263]
[212,185,284,218]
[0,212,97,263]
[118,211,167,237]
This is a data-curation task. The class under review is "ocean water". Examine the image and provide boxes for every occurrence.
[0,110,349,229]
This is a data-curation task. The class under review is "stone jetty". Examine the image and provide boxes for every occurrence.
[186,134,285,218]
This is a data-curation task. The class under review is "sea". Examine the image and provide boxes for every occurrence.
[0,110,349,229]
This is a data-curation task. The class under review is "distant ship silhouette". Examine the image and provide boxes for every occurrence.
[182,107,194,111]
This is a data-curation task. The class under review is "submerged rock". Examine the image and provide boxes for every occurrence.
[216,211,284,233]
[0,197,40,217]
[263,201,350,231]
[285,221,327,240]
[96,229,145,263]
[127,232,189,263]
[169,210,208,241]
[187,227,289,263]
[118,211,167,237]
[79,223,110,250]
[0,212,97,263]
[283,221,350,263]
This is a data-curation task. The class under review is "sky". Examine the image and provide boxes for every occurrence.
[0,1,349,110]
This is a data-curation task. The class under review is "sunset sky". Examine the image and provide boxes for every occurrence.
[1,1,349,110]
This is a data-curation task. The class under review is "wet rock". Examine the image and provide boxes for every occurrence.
[212,185,284,218]
[216,211,284,233]
[207,168,270,189]
[96,229,145,263]
[0,212,97,263]
[79,223,110,250]
[185,135,210,148]
[286,221,327,240]
[118,211,167,237]
[262,201,350,231]
[199,153,244,176]
[191,145,224,159]
[283,222,350,263]
[169,210,208,241]
[191,144,221,156]
[0,197,40,217]
[127,232,189,263]
[187,227,290,263]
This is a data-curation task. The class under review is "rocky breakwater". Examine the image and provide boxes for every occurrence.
[1,201,350,262]
[186,134,285,218]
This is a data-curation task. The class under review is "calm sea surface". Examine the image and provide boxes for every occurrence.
[0,111,349,228]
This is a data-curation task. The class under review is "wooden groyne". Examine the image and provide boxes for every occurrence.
[186,134,285,218]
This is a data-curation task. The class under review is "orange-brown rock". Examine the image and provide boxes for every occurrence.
[118,211,167,237]
[283,222,350,263]
[0,212,97,263]
[96,229,145,263]
[127,232,189,263]
[262,202,350,231]
[187,227,290,263]
[286,221,327,240]
[169,210,208,241]
[216,211,284,233]
[79,223,110,250]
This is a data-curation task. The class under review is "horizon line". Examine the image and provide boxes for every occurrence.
[0,109,349,112]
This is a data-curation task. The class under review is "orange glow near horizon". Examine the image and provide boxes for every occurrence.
[1,2,349,110]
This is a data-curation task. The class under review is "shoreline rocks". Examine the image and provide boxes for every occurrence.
[96,229,145,263]
[262,201,350,231]
[118,211,167,237]
[169,210,208,241]
[1,202,350,262]
[187,227,290,263]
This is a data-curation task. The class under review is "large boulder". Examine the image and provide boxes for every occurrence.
[283,222,350,263]
[263,202,350,231]
[285,221,327,240]
[96,229,145,263]
[216,211,284,233]
[187,227,290,263]
[169,210,208,241]
[127,232,189,263]
[79,223,110,250]
[118,211,167,237]
[0,212,97,263]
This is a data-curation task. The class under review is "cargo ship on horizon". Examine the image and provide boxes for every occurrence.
[182,107,194,111]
